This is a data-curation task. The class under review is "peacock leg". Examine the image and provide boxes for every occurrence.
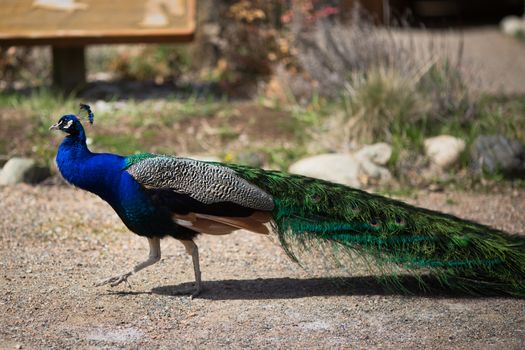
[95,237,161,287]
[180,240,202,298]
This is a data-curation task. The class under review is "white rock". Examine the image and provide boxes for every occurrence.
[0,158,35,185]
[0,157,50,185]
[289,154,361,187]
[355,143,392,165]
[424,135,466,169]
[500,16,525,36]
[360,159,392,183]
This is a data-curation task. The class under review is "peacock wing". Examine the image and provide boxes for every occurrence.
[125,155,274,234]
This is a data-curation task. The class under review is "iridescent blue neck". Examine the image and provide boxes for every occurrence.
[59,129,90,159]
[56,127,125,202]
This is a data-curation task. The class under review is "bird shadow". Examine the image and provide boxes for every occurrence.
[105,275,516,300]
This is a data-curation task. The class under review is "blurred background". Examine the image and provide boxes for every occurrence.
[1,0,525,191]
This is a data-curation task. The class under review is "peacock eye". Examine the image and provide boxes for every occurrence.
[64,120,73,129]
[394,216,405,225]
[370,217,380,227]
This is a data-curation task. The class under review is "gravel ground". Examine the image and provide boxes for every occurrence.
[1,184,524,349]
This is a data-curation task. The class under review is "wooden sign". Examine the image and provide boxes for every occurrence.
[0,0,196,45]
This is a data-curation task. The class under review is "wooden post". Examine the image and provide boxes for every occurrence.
[52,46,86,94]
[190,0,220,69]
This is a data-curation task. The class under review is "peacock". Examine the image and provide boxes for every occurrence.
[50,104,525,298]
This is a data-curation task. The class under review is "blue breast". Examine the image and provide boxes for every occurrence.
[56,137,176,236]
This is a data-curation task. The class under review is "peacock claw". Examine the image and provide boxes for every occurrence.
[94,272,132,288]
[190,287,201,300]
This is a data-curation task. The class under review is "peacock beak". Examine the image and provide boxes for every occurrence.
[49,123,60,131]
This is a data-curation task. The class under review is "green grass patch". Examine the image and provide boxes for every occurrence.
[0,89,79,117]
[446,198,458,206]
[91,133,144,155]
[262,145,308,170]
[0,90,231,164]
[376,187,419,199]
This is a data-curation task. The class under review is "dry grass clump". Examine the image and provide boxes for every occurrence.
[292,4,476,145]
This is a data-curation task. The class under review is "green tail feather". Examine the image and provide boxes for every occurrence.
[218,162,525,297]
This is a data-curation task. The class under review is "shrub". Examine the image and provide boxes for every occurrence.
[0,47,50,89]
[214,0,289,96]
[290,4,475,145]
[107,45,191,83]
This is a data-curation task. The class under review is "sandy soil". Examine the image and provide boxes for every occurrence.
[1,184,524,349]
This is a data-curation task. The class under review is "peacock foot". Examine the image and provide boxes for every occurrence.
[190,285,202,300]
[94,272,132,288]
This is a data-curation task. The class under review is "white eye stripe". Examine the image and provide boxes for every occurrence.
[64,120,73,129]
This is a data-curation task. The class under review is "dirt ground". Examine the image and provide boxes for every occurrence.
[0,183,524,349]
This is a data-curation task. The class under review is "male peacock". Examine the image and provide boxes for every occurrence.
[50,105,525,298]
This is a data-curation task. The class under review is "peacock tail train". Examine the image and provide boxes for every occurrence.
[120,152,525,297]
[214,162,525,297]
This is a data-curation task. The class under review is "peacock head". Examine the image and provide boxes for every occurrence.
[49,114,84,136]
[49,104,94,137]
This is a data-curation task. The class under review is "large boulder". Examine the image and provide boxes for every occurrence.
[470,135,525,177]
[354,142,392,165]
[0,158,50,185]
[288,143,393,188]
[355,143,392,185]
[289,153,361,187]
[424,135,466,169]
